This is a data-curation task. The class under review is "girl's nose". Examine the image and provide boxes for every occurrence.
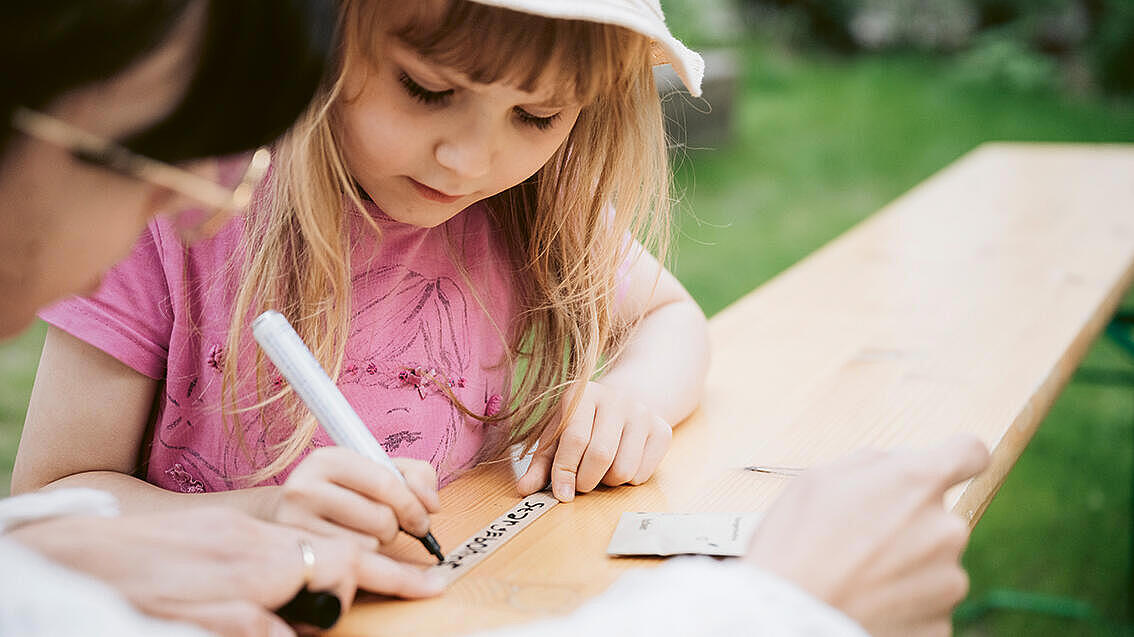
[434,121,493,181]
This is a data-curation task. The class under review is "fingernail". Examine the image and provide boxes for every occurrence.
[554,482,573,502]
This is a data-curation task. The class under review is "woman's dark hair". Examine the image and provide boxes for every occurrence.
[0,1,335,162]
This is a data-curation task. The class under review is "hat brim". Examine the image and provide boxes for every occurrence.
[466,0,705,97]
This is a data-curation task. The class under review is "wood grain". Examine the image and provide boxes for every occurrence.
[329,143,1134,636]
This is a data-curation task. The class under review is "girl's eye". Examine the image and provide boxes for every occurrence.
[398,71,453,106]
[514,108,560,131]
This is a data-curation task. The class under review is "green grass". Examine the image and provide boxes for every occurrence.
[1,37,1133,634]
[0,321,44,497]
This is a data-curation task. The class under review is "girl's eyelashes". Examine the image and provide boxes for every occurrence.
[398,71,453,106]
[514,108,560,131]
[399,68,561,131]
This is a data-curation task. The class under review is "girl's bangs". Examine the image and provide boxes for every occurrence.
[351,0,651,105]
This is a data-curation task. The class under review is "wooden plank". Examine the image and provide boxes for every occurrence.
[328,143,1134,636]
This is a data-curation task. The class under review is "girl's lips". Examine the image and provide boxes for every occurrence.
[409,178,463,204]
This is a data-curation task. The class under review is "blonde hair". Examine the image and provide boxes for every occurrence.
[222,0,671,484]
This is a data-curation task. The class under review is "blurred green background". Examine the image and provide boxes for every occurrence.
[2,0,1134,635]
[663,2,1134,635]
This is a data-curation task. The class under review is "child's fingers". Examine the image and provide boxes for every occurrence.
[601,414,648,487]
[516,445,554,496]
[297,448,433,537]
[575,407,625,493]
[392,458,441,514]
[276,481,383,551]
[630,417,672,485]
[338,465,431,538]
[308,481,402,545]
[549,402,597,502]
[516,421,562,495]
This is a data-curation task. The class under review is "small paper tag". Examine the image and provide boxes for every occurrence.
[432,492,559,584]
[606,512,763,557]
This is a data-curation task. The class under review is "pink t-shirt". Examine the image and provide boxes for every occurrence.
[40,200,516,492]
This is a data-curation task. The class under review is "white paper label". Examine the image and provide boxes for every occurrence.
[606,512,763,557]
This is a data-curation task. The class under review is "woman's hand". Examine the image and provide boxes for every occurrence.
[517,381,673,502]
[272,447,441,552]
[10,506,445,637]
[745,436,990,637]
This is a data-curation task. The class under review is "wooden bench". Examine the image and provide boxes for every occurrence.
[329,143,1134,636]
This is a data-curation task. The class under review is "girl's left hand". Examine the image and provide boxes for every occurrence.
[516,381,673,502]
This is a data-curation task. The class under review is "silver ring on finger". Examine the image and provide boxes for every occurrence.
[297,538,316,589]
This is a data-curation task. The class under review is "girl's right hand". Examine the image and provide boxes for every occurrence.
[272,447,442,553]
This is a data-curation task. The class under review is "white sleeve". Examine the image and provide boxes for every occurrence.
[0,488,118,533]
[0,538,214,637]
[469,558,870,637]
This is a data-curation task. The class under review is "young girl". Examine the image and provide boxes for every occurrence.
[14,0,709,566]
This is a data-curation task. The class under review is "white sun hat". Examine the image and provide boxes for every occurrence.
[467,0,705,97]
